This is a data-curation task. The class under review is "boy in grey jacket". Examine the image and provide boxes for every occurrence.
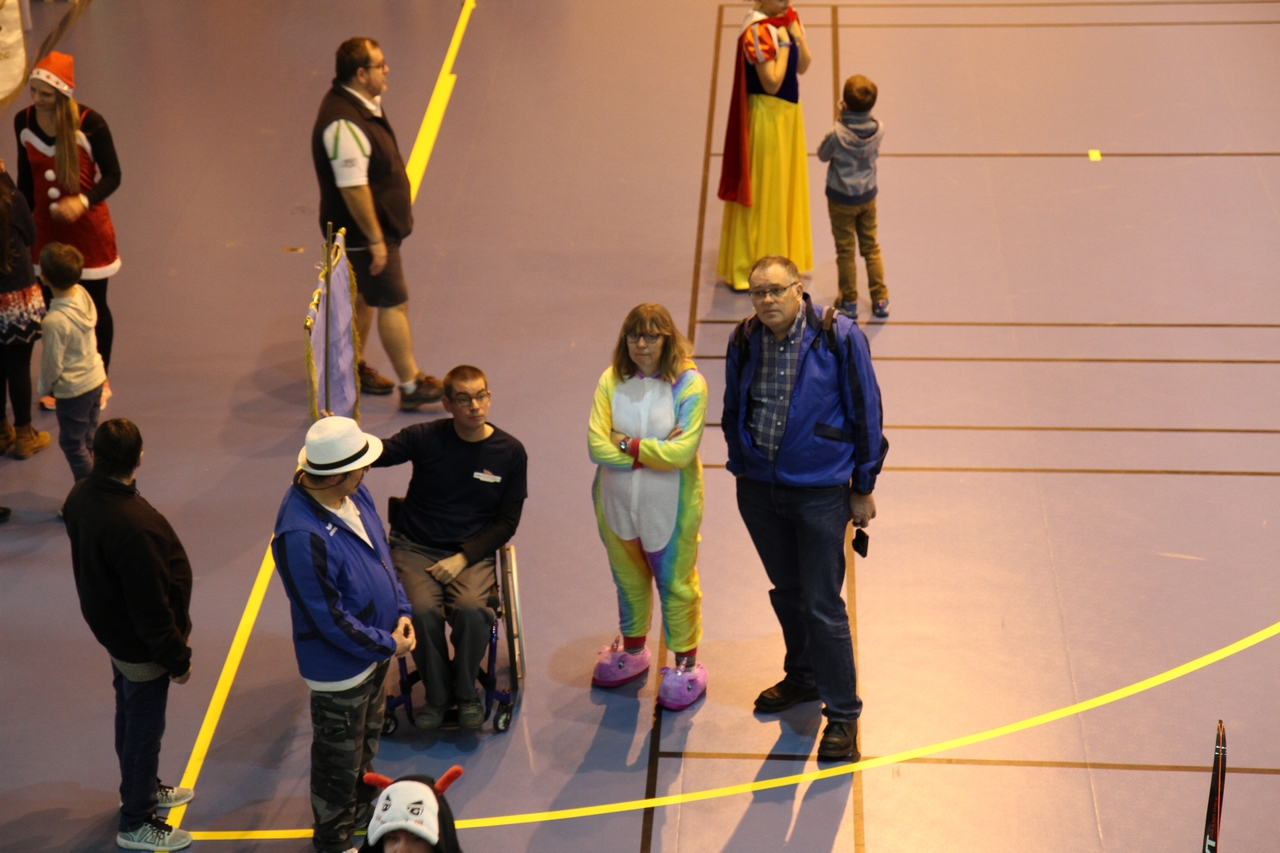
[818,75,889,319]
[38,243,106,481]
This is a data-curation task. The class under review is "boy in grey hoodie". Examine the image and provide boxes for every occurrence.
[818,74,889,319]
[38,243,106,481]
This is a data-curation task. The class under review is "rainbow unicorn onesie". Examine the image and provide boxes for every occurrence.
[588,360,708,710]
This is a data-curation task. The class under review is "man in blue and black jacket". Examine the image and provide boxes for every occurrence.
[273,416,415,853]
[723,255,888,762]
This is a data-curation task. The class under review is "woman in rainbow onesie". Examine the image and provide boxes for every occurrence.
[716,0,814,291]
[588,303,708,711]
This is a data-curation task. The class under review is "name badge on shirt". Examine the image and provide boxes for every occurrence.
[473,470,502,483]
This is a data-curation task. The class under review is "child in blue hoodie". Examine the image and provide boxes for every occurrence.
[818,75,888,319]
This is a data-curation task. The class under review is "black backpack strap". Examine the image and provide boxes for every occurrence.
[810,306,839,354]
[730,314,758,387]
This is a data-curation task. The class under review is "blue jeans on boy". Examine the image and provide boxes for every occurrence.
[112,664,170,832]
[735,477,862,721]
[55,383,102,480]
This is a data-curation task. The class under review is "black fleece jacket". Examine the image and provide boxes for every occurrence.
[64,474,193,677]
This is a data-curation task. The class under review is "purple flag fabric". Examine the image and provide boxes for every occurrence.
[306,230,360,422]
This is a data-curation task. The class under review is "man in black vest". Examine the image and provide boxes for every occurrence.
[312,37,443,411]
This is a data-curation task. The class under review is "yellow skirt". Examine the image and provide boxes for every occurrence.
[717,94,814,291]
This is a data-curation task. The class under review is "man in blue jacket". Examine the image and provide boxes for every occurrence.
[723,255,888,762]
[273,417,415,853]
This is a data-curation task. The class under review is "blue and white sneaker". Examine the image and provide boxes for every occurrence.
[834,300,858,319]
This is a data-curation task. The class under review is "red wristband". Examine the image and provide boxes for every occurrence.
[627,438,642,469]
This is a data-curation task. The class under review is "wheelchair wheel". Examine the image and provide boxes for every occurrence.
[494,702,513,733]
[382,712,399,736]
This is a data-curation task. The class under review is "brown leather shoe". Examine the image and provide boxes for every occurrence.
[358,361,396,395]
[0,418,14,454]
[11,423,51,459]
[399,373,444,410]
[754,679,821,713]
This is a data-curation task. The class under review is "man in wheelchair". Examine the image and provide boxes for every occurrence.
[373,365,528,729]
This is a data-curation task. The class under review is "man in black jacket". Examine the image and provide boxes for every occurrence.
[63,419,195,852]
[311,36,442,411]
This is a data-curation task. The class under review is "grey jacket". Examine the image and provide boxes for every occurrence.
[817,112,884,206]
[39,284,106,398]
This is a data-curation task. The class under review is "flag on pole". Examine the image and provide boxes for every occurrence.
[305,228,360,423]
[1201,720,1225,852]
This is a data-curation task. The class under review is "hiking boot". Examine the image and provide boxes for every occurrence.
[754,678,820,713]
[657,662,708,711]
[834,300,858,319]
[817,719,859,761]
[156,783,194,809]
[116,816,192,851]
[358,361,395,395]
[414,704,445,730]
[592,637,651,687]
[0,418,14,454]
[11,423,50,459]
[457,699,485,729]
[399,373,444,410]
[872,298,890,319]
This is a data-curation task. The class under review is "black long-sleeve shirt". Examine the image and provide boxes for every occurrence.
[0,173,35,294]
[64,474,193,677]
[14,106,121,208]
[374,419,528,565]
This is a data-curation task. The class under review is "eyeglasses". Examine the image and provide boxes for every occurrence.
[450,391,491,407]
[626,332,663,345]
[364,61,388,71]
[748,282,798,301]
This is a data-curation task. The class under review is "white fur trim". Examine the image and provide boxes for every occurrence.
[30,68,73,96]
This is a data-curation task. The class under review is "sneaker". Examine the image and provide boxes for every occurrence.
[358,361,396,395]
[834,300,858,319]
[754,678,820,713]
[817,719,859,761]
[116,816,192,851]
[657,662,708,711]
[39,395,55,411]
[457,699,484,729]
[592,637,651,687]
[872,298,890,319]
[156,784,194,808]
[11,423,51,459]
[399,373,444,411]
[414,704,445,730]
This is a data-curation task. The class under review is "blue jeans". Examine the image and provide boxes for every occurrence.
[113,664,170,831]
[55,383,102,481]
[736,477,862,721]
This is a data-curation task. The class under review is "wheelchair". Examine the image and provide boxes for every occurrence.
[381,497,525,734]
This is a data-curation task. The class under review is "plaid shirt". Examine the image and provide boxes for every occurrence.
[747,309,806,461]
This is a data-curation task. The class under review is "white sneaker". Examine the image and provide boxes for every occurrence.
[116,816,192,851]
[156,783,194,808]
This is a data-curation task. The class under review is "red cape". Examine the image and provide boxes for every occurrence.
[716,8,799,206]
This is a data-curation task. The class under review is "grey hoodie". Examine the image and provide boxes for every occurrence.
[39,284,106,399]
[817,111,884,206]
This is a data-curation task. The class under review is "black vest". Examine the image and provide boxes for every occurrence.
[311,84,413,247]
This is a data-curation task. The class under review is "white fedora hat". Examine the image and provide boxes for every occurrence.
[298,417,383,475]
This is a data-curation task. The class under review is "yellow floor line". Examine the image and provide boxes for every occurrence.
[185,614,1280,838]
[406,0,477,202]
[167,545,277,832]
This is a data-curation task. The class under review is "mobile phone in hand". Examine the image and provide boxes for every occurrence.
[852,528,869,558]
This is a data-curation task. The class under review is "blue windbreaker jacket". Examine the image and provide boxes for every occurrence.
[272,481,411,683]
[722,296,888,492]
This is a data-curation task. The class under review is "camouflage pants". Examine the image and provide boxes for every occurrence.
[309,660,389,852]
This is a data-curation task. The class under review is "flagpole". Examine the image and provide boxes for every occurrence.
[323,221,333,415]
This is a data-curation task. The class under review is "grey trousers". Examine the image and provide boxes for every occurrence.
[390,534,496,707]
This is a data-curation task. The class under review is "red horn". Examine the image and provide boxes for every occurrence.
[434,765,464,794]
[363,772,395,791]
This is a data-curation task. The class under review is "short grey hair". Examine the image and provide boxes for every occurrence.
[748,255,801,286]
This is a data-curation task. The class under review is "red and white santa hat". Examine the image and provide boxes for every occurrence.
[30,52,75,97]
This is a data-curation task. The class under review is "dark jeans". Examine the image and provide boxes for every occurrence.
[55,383,102,480]
[390,534,496,706]
[113,665,170,832]
[736,477,862,721]
[310,659,389,853]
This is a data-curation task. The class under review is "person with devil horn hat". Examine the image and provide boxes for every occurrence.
[359,767,465,853]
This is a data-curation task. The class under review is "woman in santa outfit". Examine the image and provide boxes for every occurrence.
[15,51,121,410]
[716,0,814,291]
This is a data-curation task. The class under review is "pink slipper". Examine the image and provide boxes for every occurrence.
[592,637,651,687]
[657,662,708,711]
